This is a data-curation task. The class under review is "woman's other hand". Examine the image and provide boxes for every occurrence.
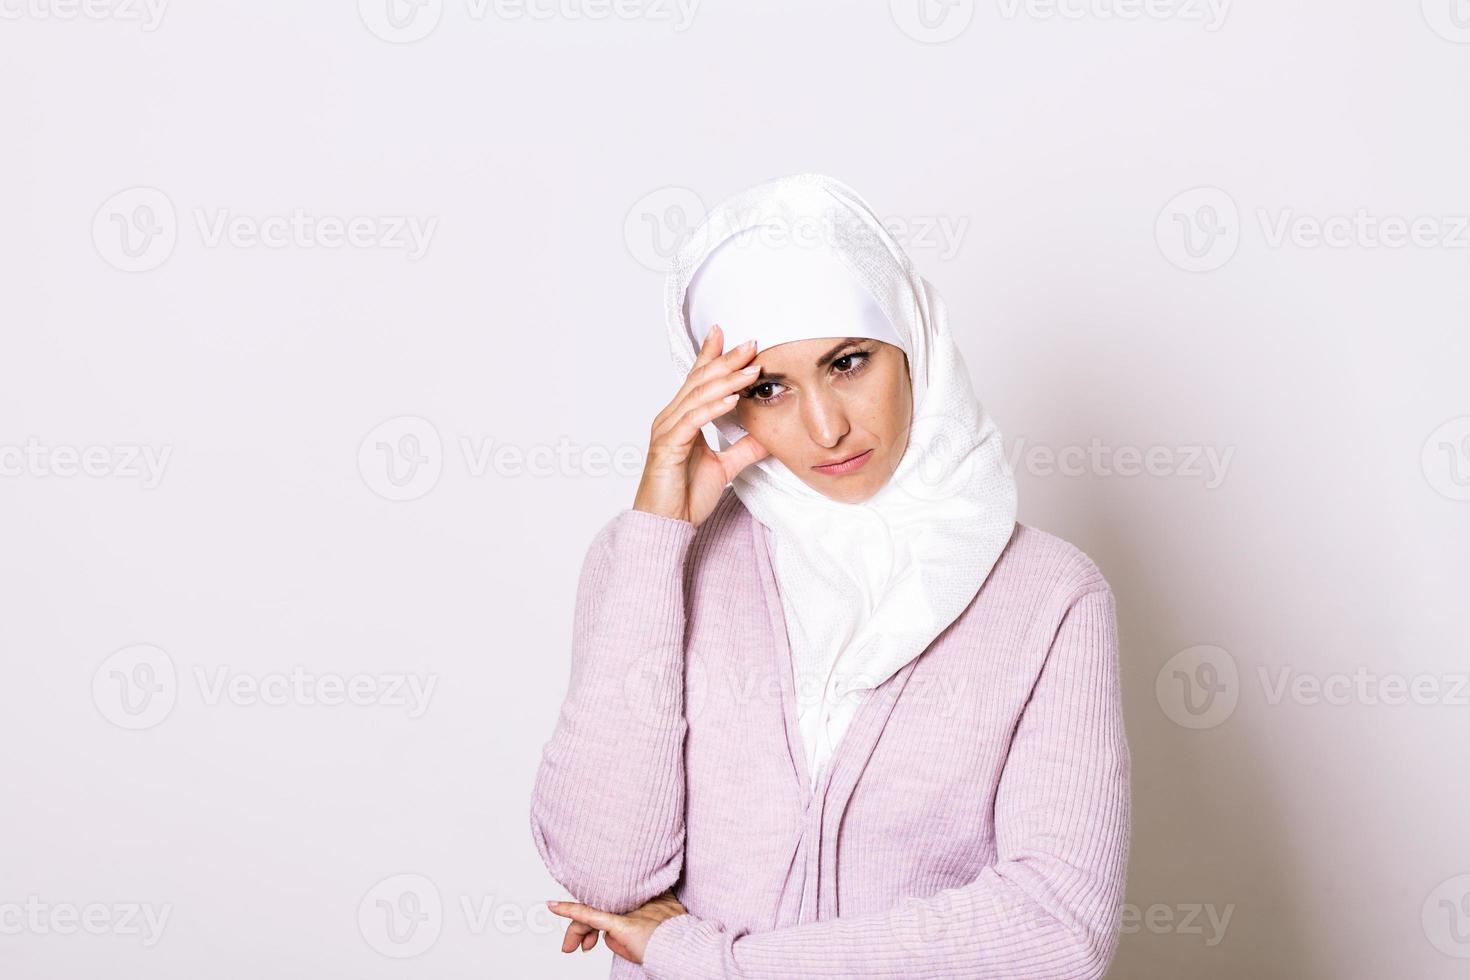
[633,323,769,527]
[547,888,688,964]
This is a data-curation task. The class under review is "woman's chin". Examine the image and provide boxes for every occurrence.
[799,469,889,504]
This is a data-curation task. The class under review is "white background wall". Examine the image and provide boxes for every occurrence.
[3,1,1467,977]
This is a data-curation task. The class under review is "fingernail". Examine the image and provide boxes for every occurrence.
[740,339,756,350]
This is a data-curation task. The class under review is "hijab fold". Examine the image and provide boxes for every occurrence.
[662,174,1018,789]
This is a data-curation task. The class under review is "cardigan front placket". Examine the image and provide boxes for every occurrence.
[753,519,925,928]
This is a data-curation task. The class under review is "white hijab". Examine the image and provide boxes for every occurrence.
[663,174,1018,789]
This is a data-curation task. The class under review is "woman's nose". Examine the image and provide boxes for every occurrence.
[802,388,850,448]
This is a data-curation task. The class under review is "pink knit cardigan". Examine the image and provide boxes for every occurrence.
[530,487,1131,978]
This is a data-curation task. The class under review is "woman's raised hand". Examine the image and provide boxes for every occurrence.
[633,323,770,528]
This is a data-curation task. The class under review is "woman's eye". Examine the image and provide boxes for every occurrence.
[834,350,871,376]
[741,379,788,407]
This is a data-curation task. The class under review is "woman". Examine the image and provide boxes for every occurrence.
[532,173,1131,978]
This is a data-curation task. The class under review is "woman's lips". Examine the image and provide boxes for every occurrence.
[811,448,874,476]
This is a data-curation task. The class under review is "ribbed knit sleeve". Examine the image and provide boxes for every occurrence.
[529,507,697,915]
[640,584,1131,980]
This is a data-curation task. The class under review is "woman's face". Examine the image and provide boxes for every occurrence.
[734,336,912,504]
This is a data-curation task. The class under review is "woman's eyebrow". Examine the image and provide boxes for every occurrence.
[753,338,868,383]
